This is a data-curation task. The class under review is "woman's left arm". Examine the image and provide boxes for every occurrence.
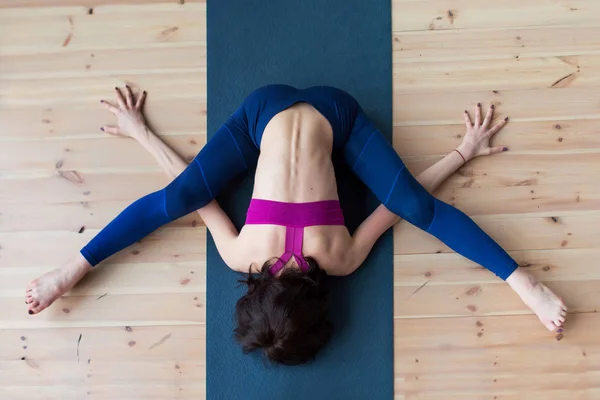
[337,103,508,276]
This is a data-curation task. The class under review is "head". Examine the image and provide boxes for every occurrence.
[234,257,333,366]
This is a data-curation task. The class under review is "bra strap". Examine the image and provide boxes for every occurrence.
[268,227,310,275]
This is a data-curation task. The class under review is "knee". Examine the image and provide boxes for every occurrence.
[392,194,435,230]
[384,169,436,230]
[163,168,212,220]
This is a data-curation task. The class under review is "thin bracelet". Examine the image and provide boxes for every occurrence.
[454,149,466,163]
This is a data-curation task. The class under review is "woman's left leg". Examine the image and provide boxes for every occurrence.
[341,108,567,331]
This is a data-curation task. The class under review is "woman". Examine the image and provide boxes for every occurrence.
[26,85,566,365]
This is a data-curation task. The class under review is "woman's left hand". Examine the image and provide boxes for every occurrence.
[457,103,509,162]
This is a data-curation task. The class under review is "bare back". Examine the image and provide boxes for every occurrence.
[237,103,351,273]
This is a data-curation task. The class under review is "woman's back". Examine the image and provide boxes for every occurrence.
[240,102,351,273]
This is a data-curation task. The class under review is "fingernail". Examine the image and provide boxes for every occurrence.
[477,103,481,107]
[100,127,104,131]
[503,147,508,152]
[504,117,509,121]
[28,310,33,315]
[490,104,495,109]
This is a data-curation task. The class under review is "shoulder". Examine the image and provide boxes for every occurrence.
[305,227,354,277]
[228,226,280,273]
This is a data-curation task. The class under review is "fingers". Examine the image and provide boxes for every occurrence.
[487,117,509,136]
[100,99,119,114]
[101,125,121,136]
[486,146,507,155]
[474,103,482,126]
[136,90,147,110]
[125,85,134,108]
[463,110,473,128]
[114,87,126,109]
[482,104,494,128]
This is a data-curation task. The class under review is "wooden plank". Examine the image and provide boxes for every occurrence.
[403,153,600,189]
[0,98,206,139]
[0,0,203,8]
[393,25,600,62]
[2,384,205,400]
[0,135,205,172]
[0,72,206,106]
[391,0,600,32]
[394,119,600,157]
[0,293,205,329]
[0,261,206,298]
[0,196,203,234]
[0,4,205,55]
[393,87,600,126]
[394,212,599,254]
[0,228,206,267]
[395,280,600,317]
[0,325,205,361]
[395,248,600,285]
[393,55,600,94]
[0,200,202,232]
[2,45,206,80]
[394,314,600,398]
[0,325,205,399]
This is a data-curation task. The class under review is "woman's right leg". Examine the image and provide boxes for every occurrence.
[26,105,259,314]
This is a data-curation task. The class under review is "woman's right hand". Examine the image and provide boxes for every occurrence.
[100,86,148,139]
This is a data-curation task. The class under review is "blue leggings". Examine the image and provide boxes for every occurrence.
[82,86,517,280]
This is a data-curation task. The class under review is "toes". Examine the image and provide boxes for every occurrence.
[554,319,564,328]
[25,297,33,304]
[543,320,558,332]
[29,301,48,315]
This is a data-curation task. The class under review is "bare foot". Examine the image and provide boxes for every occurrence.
[506,267,567,332]
[25,255,91,315]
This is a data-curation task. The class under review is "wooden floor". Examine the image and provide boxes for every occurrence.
[1,1,600,399]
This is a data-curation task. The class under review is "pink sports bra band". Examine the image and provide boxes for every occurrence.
[245,199,345,275]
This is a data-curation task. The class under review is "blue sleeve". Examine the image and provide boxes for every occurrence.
[342,108,518,280]
[80,106,259,266]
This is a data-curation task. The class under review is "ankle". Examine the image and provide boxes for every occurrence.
[506,267,537,291]
[61,254,92,279]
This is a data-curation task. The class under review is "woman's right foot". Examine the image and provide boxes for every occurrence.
[506,267,567,332]
[25,255,91,315]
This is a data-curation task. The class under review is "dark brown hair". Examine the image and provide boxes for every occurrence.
[234,257,333,366]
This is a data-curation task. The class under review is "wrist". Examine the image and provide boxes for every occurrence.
[456,143,475,162]
[131,125,150,141]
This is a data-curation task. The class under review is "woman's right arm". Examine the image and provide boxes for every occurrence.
[82,87,258,270]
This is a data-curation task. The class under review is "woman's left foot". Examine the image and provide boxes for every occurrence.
[506,267,567,332]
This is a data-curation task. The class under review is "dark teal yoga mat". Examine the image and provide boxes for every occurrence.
[206,1,393,399]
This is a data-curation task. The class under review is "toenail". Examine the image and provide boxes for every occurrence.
[28,310,33,315]
[557,328,563,333]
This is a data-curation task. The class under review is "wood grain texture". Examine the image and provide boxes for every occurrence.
[1,0,599,399]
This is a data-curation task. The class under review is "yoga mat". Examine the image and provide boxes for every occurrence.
[206,1,393,399]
